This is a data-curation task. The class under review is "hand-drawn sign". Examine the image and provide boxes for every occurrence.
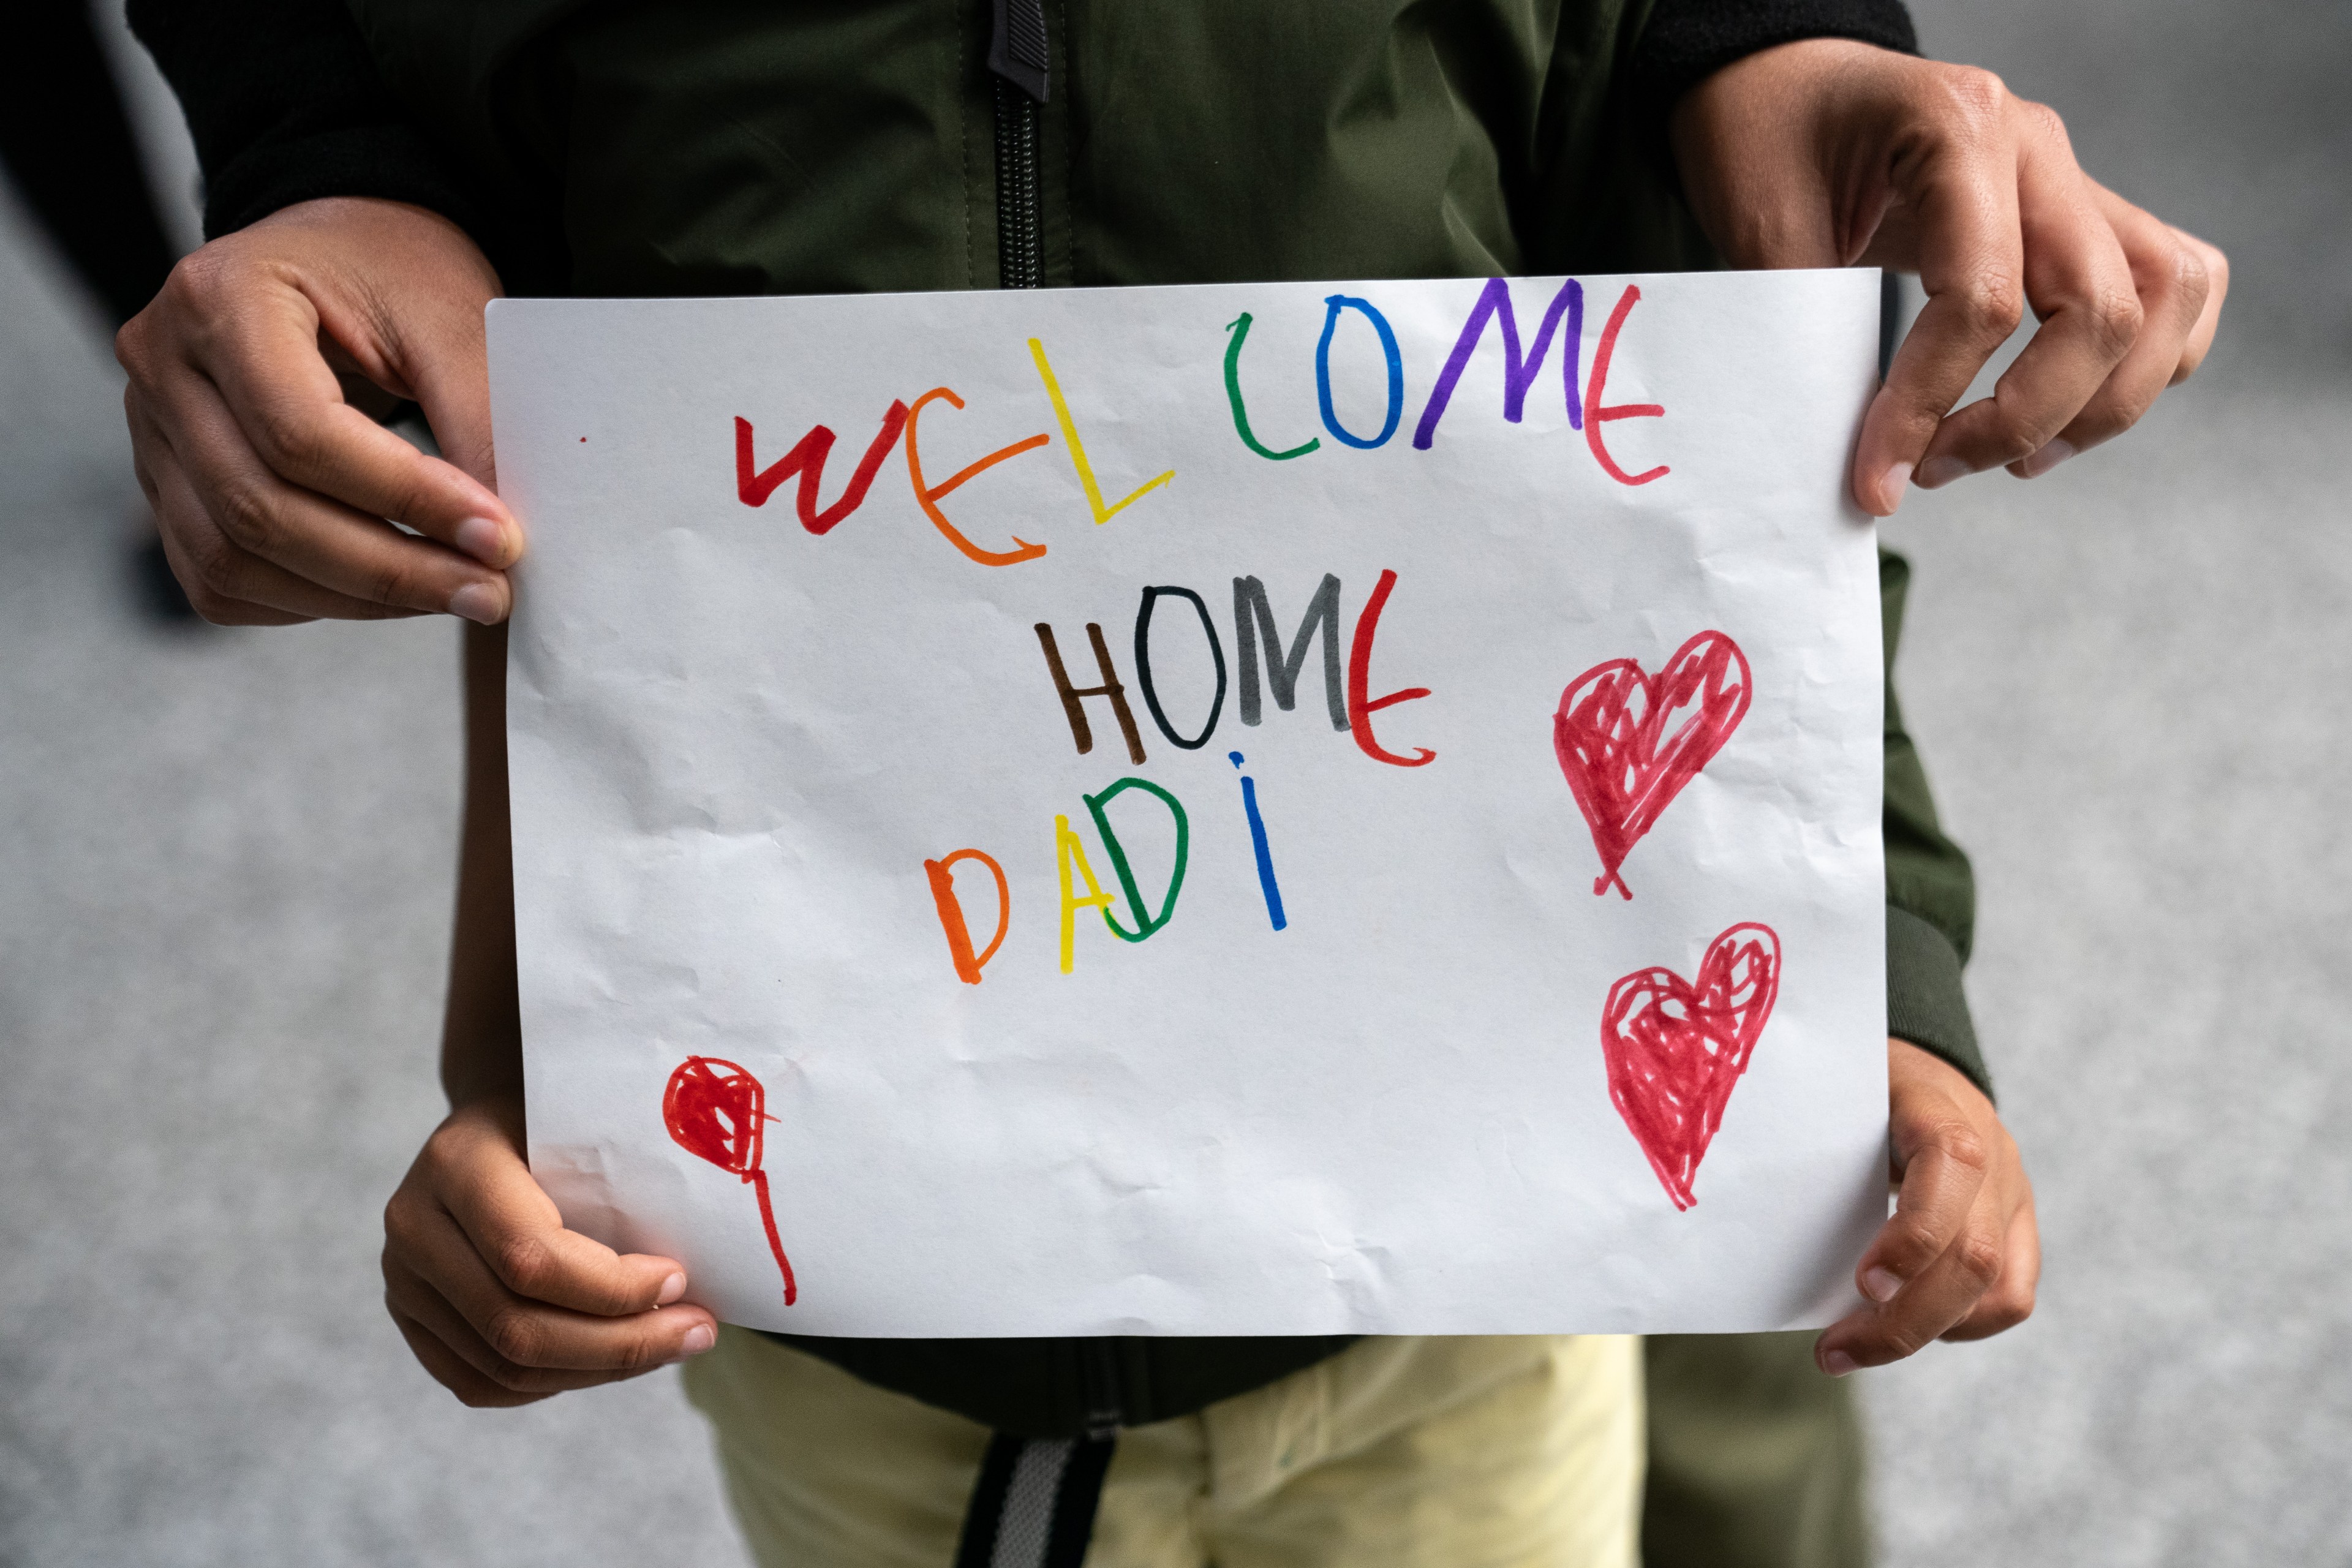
[497,271,1893,1335]
[1553,630,1752,898]
[663,1057,797,1304]
[1600,922,1781,1210]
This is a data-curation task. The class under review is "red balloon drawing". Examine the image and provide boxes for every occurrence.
[663,1056,796,1305]
[1553,630,1752,899]
[1600,923,1781,1210]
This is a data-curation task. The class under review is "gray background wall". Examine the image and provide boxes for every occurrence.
[1,2,2345,1562]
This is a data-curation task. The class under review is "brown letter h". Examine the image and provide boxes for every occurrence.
[1034,623,1147,764]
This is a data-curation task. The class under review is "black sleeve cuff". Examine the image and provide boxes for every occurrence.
[1887,903,1992,1102]
[1632,0,1919,110]
[128,0,484,244]
[203,123,483,243]
[1627,0,1920,170]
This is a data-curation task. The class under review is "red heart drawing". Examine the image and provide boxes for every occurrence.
[1600,922,1781,1210]
[1553,630,1752,899]
[665,1056,797,1305]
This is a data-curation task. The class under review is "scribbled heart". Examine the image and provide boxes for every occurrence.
[664,1056,797,1305]
[1553,630,1752,898]
[1601,922,1781,1210]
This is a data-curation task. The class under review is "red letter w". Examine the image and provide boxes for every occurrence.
[735,402,910,535]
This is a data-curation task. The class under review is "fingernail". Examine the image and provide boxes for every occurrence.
[2017,437,2076,479]
[1822,1350,1858,1378]
[1863,1267,1904,1303]
[1915,456,1970,490]
[680,1323,716,1356]
[656,1272,687,1306]
[453,515,511,564]
[448,583,503,625]
[1874,461,1913,516]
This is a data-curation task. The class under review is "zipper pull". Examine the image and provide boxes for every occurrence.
[1080,1338,1123,1439]
[990,0,1049,102]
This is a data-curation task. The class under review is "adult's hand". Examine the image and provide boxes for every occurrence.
[382,1095,718,1408]
[1815,1040,2039,1374]
[1672,39,2228,516]
[117,196,521,626]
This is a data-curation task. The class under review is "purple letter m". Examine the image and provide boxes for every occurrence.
[1411,277,1585,450]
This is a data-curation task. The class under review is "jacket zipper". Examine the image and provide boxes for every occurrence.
[989,0,1049,288]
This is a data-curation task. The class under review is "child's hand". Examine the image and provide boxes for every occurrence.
[381,1095,719,1407]
[1671,39,2229,517]
[116,196,522,626]
[1814,1040,2040,1374]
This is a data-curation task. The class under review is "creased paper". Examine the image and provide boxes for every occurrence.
[489,270,1888,1336]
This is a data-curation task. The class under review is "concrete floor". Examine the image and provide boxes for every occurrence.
[1,2,2346,1564]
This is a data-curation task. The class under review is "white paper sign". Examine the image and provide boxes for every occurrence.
[490,269,1888,1338]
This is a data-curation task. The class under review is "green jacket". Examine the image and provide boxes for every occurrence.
[347,0,1983,1437]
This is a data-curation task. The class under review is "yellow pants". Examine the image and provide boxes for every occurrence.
[684,1331,1643,1567]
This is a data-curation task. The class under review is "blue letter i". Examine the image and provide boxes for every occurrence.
[1230,752,1287,931]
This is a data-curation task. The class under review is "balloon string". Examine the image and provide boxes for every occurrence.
[748,1168,797,1306]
